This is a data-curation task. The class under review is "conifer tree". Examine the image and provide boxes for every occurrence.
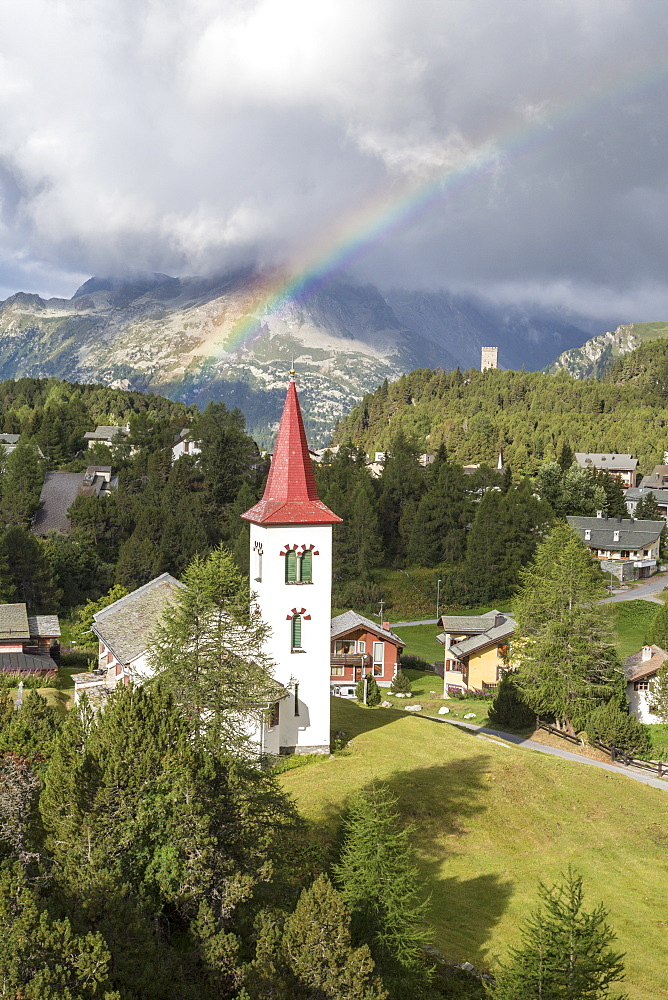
[335,783,431,995]
[148,545,277,750]
[557,441,574,472]
[1,442,44,526]
[649,660,668,724]
[584,699,651,757]
[0,690,61,767]
[486,869,626,1000]
[356,674,381,706]
[70,585,129,646]
[281,875,387,1000]
[635,491,662,520]
[513,524,624,732]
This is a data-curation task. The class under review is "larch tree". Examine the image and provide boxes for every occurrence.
[148,544,279,751]
[486,869,627,1000]
[513,523,624,733]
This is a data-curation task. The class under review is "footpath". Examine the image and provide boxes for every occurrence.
[420,714,668,792]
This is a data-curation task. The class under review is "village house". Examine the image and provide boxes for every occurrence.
[32,466,118,536]
[574,452,638,488]
[566,513,664,581]
[0,604,60,674]
[172,428,202,462]
[73,573,183,703]
[83,425,129,449]
[437,610,515,694]
[625,485,668,522]
[330,611,404,698]
[623,644,667,723]
[635,457,668,490]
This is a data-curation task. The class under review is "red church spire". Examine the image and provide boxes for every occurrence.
[241,374,342,525]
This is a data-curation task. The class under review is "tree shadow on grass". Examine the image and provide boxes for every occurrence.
[330,697,407,741]
[309,752,514,971]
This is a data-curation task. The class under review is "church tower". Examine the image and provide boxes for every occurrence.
[241,374,341,755]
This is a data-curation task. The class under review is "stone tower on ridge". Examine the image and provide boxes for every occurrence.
[241,373,341,755]
[481,346,498,371]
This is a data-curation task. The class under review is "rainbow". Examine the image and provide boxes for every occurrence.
[208,58,668,358]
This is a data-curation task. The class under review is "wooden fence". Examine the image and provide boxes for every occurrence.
[536,719,668,778]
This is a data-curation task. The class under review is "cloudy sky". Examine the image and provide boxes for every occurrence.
[0,0,666,318]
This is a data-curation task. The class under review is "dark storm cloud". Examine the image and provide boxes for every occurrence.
[0,0,666,316]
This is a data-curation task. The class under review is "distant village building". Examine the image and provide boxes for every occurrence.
[172,428,202,462]
[83,425,129,449]
[574,452,638,488]
[0,604,60,674]
[437,610,514,694]
[636,464,668,490]
[32,466,118,536]
[625,485,668,522]
[481,346,498,371]
[624,644,667,723]
[330,612,403,698]
[566,513,663,581]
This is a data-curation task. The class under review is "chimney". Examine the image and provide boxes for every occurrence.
[584,529,591,540]
[382,621,390,631]
[642,645,653,662]
[613,530,620,542]
[596,510,603,518]
[617,515,623,523]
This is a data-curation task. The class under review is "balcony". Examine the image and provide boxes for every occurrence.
[330,653,371,669]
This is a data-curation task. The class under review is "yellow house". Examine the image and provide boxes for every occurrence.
[437,610,515,694]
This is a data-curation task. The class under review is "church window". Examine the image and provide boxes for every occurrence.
[285,550,297,583]
[294,683,300,716]
[300,549,312,582]
[291,614,302,650]
[253,542,263,581]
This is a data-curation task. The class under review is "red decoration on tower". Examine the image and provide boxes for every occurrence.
[242,376,342,525]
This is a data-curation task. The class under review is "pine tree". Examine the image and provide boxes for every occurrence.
[335,783,431,995]
[1,442,44,526]
[635,491,662,520]
[281,875,387,1000]
[513,524,624,732]
[487,671,535,729]
[356,674,381,706]
[0,690,61,767]
[649,659,668,724]
[486,869,626,1000]
[585,699,651,757]
[557,441,574,472]
[148,545,277,750]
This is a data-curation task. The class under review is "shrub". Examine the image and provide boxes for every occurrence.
[399,653,432,672]
[333,580,389,617]
[487,672,536,729]
[391,670,412,695]
[356,674,381,707]
[0,671,59,690]
[585,700,652,758]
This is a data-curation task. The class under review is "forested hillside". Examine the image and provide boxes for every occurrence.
[335,351,668,475]
[0,377,265,612]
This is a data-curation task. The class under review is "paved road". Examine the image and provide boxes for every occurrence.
[421,715,668,792]
[391,574,668,628]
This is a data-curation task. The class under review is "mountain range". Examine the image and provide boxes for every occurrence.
[546,322,668,378]
[0,269,617,446]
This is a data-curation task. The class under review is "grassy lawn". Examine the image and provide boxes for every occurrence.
[605,600,659,659]
[393,624,444,663]
[283,698,668,999]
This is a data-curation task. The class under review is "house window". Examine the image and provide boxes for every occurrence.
[634,680,650,691]
[621,550,630,559]
[334,639,356,655]
[291,614,302,650]
[373,641,384,677]
[358,640,366,653]
[331,665,345,676]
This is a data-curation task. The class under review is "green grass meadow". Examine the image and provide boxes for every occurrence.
[283,698,668,999]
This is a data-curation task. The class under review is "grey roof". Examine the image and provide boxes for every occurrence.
[638,466,668,489]
[575,452,638,471]
[83,425,127,441]
[0,604,30,640]
[32,471,85,535]
[27,615,61,638]
[566,515,663,550]
[625,486,668,504]
[331,610,403,646]
[623,645,668,683]
[0,652,56,672]
[438,610,505,634]
[92,573,184,665]
[443,616,515,659]
[0,434,19,445]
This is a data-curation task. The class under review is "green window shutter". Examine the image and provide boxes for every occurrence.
[292,614,302,649]
[300,550,312,582]
[285,551,297,582]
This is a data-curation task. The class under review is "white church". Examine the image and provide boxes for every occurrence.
[241,373,341,755]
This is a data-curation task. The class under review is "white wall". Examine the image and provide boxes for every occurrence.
[250,522,332,753]
[627,682,661,724]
